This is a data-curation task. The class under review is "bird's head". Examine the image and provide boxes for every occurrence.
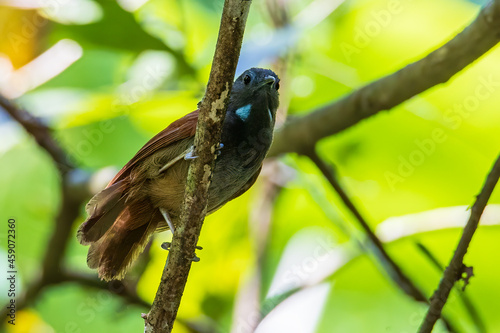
[229,67,280,118]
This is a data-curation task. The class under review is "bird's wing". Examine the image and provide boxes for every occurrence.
[107,110,199,186]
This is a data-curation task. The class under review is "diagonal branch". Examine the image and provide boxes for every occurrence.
[306,151,427,301]
[0,95,91,319]
[418,153,500,333]
[62,271,151,308]
[0,96,72,173]
[306,151,457,332]
[415,242,487,333]
[268,0,500,157]
[143,1,252,332]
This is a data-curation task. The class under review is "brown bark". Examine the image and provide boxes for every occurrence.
[143,1,252,331]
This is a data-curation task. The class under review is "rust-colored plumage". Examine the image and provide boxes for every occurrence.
[108,111,198,186]
[77,68,280,281]
[78,111,199,280]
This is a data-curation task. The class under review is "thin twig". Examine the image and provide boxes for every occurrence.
[416,242,487,333]
[268,0,500,157]
[65,271,217,333]
[0,96,72,173]
[42,178,83,278]
[9,118,83,283]
[305,151,458,332]
[62,271,151,308]
[0,95,88,321]
[306,151,427,300]
[419,154,500,333]
[143,1,252,331]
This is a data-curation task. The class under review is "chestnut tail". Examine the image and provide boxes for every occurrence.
[77,181,160,281]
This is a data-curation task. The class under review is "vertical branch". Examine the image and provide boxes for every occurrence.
[143,1,252,332]
[419,154,500,333]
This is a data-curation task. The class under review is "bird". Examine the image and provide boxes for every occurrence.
[77,67,280,281]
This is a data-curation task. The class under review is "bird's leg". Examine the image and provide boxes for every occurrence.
[159,208,203,254]
[160,208,175,233]
[189,255,200,262]
[160,208,175,251]
[162,244,203,257]
[184,143,223,160]
[158,143,220,174]
[158,147,191,174]
[215,143,224,156]
[184,145,198,160]
[158,144,202,174]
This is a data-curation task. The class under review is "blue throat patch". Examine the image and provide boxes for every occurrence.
[235,104,252,121]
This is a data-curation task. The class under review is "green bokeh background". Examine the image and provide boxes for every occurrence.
[0,0,499,332]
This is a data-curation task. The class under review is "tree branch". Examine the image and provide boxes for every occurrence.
[306,151,460,331]
[418,154,500,333]
[143,1,252,331]
[0,95,92,321]
[268,0,500,157]
[0,97,86,277]
[62,271,151,309]
[306,151,427,300]
[416,242,487,333]
[0,96,72,173]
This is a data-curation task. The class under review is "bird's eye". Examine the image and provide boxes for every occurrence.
[243,74,251,85]
[275,81,280,91]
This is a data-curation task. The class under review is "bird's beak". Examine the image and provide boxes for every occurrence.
[259,75,276,88]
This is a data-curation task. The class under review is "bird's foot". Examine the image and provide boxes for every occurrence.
[161,243,202,253]
[215,143,224,156]
[184,146,198,160]
[190,254,201,262]
[190,245,203,261]
[184,144,223,159]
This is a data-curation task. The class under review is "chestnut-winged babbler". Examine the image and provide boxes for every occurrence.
[77,68,280,281]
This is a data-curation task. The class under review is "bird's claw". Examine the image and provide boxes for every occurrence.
[184,146,198,160]
[184,151,198,160]
[162,242,202,254]
[215,143,224,156]
[190,245,202,261]
[185,144,223,159]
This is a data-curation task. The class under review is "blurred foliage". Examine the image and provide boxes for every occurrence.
[1,0,500,332]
